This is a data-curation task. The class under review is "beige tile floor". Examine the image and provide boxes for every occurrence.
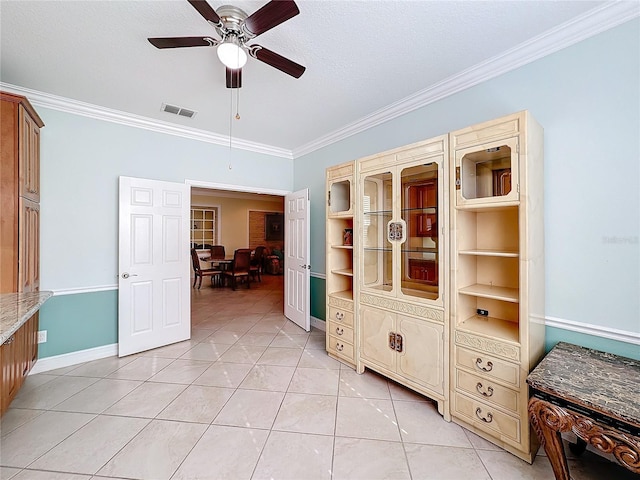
[1,274,636,479]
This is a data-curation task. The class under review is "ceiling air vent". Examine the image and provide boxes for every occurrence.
[161,103,197,119]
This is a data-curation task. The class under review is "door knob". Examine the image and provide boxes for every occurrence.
[121,273,138,279]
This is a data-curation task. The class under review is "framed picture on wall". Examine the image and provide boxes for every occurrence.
[265,213,284,241]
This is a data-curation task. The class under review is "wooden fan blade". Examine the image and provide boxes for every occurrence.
[187,0,221,25]
[148,37,215,49]
[226,68,242,88]
[244,0,299,37]
[250,46,305,78]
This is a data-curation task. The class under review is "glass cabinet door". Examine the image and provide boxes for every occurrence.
[400,163,440,301]
[455,137,519,205]
[362,171,393,293]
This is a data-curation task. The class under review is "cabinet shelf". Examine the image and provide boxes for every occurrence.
[458,284,519,303]
[331,245,353,250]
[458,315,520,344]
[363,210,393,216]
[363,247,393,253]
[329,290,353,302]
[403,247,439,254]
[402,207,437,213]
[458,249,518,258]
[331,268,353,277]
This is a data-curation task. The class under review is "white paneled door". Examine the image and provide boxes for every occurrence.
[284,188,310,331]
[118,176,190,357]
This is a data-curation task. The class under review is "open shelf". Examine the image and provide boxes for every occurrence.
[331,245,353,250]
[458,314,520,344]
[329,290,353,302]
[332,268,353,277]
[458,284,519,303]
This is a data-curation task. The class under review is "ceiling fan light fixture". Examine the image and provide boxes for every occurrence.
[217,36,247,69]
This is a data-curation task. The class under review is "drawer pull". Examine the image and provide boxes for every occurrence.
[475,357,493,372]
[336,342,344,352]
[335,312,344,321]
[475,407,493,423]
[476,382,494,397]
[335,327,344,336]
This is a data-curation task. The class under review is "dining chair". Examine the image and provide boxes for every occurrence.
[223,248,251,290]
[191,248,221,288]
[250,245,266,282]
[210,245,225,259]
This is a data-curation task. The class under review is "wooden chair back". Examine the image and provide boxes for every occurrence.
[210,245,225,259]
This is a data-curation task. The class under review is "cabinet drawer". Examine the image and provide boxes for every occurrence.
[455,346,520,388]
[327,320,354,344]
[455,369,519,413]
[453,392,521,445]
[328,307,354,327]
[326,335,355,361]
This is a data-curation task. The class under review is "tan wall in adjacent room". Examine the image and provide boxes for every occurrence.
[191,193,284,255]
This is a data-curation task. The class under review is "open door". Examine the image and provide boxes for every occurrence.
[284,188,310,331]
[118,176,191,356]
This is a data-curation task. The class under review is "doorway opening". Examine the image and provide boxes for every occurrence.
[187,181,288,317]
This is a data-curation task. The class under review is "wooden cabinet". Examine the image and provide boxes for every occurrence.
[360,305,445,396]
[0,313,38,416]
[325,161,356,367]
[0,92,44,294]
[0,91,43,415]
[324,111,544,461]
[19,104,41,202]
[356,136,450,417]
[450,111,544,463]
[19,198,40,293]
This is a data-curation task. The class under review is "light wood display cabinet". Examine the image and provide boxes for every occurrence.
[325,110,544,463]
[325,161,356,366]
[449,111,545,462]
[356,136,450,418]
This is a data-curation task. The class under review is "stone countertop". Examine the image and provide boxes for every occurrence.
[0,291,53,344]
[527,341,640,428]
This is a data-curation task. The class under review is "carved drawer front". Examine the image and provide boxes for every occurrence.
[453,392,521,446]
[326,334,355,361]
[455,346,520,388]
[328,320,354,345]
[455,369,519,414]
[328,307,354,327]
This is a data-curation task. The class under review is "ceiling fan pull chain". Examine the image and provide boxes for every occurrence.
[228,86,233,170]
[235,87,241,120]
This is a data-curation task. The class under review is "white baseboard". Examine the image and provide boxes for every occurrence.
[31,344,118,374]
[310,316,326,332]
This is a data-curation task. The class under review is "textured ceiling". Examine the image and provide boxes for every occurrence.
[0,0,623,153]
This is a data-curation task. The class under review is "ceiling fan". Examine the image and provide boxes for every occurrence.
[148,0,306,88]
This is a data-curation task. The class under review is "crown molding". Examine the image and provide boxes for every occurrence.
[2,3,637,160]
[292,2,640,158]
[0,82,293,160]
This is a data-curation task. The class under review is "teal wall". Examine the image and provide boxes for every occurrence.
[39,291,118,357]
[310,276,326,321]
[299,19,640,359]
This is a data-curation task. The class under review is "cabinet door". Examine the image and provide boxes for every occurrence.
[399,161,442,303]
[360,306,396,371]
[18,105,40,202]
[396,316,444,395]
[18,198,39,293]
[454,137,519,206]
